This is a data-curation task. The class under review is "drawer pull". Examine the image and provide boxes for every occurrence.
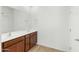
[75,39,79,41]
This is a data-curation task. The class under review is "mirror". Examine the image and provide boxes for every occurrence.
[0,6,38,34]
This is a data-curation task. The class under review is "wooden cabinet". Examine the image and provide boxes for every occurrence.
[24,34,30,51]
[2,40,24,52]
[2,36,25,52]
[2,31,37,52]
[16,40,24,52]
[2,43,17,52]
[24,32,37,51]
[29,32,37,48]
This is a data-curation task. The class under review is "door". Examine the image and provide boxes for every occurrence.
[16,40,25,52]
[70,7,79,52]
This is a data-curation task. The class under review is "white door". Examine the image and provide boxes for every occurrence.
[70,7,79,52]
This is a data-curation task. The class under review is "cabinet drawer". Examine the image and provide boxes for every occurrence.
[2,40,25,52]
[2,36,25,48]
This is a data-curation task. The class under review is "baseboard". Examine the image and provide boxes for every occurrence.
[37,43,65,52]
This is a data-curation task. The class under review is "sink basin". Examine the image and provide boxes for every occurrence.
[0,31,31,42]
[0,33,10,41]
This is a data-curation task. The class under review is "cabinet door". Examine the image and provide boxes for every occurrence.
[2,44,17,52]
[3,40,25,52]
[30,32,37,48]
[25,35,30,51]
[16,40,25,52]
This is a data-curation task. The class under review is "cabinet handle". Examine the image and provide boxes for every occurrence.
[75,39,79,41]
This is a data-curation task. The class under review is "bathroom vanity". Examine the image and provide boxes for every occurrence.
[0,6,38,52]
[1,31,37,52]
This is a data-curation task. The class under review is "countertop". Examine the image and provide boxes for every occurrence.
[1,30,37,42]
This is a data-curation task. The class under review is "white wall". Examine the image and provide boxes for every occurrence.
[0,6,14,33]
[13,7,37,31]
[37,6,70,51]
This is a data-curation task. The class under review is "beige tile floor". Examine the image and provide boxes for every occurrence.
[28,45,62,52]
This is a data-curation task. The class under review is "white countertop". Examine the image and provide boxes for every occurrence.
[1,30,37,42]
[0,30,37,52]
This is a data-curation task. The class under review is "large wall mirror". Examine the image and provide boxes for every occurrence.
[0,6,38,34]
